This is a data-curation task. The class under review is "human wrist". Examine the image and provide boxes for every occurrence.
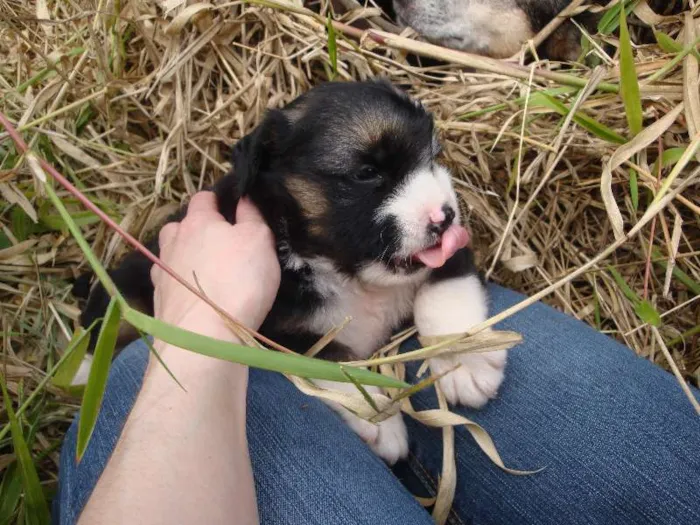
[149,307,250,380]
[142,338,249,411]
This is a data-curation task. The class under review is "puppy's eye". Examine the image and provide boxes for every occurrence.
[354,166,382,183]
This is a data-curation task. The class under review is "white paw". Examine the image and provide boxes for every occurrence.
[344,412,409,465]
[429,350,507,408]
[313,379,410,465]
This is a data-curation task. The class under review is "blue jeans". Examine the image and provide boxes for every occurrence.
[54,284,700,524]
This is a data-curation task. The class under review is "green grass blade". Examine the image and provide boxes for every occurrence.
[76,297,121,461]
[42,180,119,300]
[618,7,643,136]
[667,325,700,348]
[608,266,640,304]
[10,208,34,242]
[647,35,700,83]
[651,146,687,175]
[0,231,11,250]
[140,334,187,392]
[391,371,441,404]
[39,210,102,231]
[16,48,84,94]
[52,327,91,387]
[531,93,626,144]
[634,300,662,327]
[652,134,700,205]
[340,366,380,412]
[598,0,639,35]
[0,377,51,525]
[652,248,700,296]
[123,308,409,388]
[654,31,700,61]
[608,266,662,326]
[655,31,681,53]
[75,104,97,135]
[327,13,338,80]
[629,168,638,211]
[0,324,97,443]
[459,86,576,120]
[0,464,22,525]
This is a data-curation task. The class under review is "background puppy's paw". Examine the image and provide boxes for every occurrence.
[429,350,507,408]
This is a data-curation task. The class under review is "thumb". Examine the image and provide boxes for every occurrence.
[235,197,266,225]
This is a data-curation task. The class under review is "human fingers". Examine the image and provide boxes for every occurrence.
[159,222,179,249]
[186,191,223,222]
[235,197,266,225]
[151,222,179,287]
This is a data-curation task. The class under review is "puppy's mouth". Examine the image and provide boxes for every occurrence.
[390,225,470,271]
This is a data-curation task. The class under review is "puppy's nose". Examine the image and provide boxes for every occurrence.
[428,205,455,236]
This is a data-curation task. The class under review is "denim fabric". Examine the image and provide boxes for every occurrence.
[402,285,700,525]
[53,284,700,524]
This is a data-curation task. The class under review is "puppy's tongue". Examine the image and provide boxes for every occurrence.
[414,225,470,268]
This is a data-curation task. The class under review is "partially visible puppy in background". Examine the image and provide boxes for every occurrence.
[373,0,602,61]
[75,80,508,465]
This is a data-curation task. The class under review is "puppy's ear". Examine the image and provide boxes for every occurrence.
[231,109,290,197]
[372,77,411,98]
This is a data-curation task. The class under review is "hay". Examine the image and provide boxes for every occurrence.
[0,0,699,516]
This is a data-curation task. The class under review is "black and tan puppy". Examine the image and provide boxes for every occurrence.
[76,80,506,464]
[389,0,600,60]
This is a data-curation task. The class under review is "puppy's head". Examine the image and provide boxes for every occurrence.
[233,80,466,286]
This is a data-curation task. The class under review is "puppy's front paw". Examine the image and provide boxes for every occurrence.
[346,412,409,465]
[429,350,507,408]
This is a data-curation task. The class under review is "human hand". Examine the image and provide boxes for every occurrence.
[150,192,281,339]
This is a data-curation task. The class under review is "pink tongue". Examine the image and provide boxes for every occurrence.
[414,225,470,268]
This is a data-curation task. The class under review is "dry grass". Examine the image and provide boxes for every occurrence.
[0,0,699,520]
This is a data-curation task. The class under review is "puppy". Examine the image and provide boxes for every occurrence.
[76,80,507,464]
[389,0,601,60]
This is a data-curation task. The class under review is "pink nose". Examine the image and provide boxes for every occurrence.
[427,205,456,236]
[429,207,446,224]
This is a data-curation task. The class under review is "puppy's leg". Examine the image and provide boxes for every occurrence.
[414,248,506,408]
[259,333,409,465]
[313,379,409,465]
[78,241,158,351]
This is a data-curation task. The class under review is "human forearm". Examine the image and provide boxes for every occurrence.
[78,193,279,524]
[79,316,259,525]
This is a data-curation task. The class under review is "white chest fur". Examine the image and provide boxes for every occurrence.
[302,258,419,359]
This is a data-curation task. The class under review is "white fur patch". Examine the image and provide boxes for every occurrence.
[313,379,409,465]
[302,258,418,359]
[414,274,507,407]
[377,163,459,257]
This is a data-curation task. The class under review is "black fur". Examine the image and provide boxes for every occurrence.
[428,246,479,284]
